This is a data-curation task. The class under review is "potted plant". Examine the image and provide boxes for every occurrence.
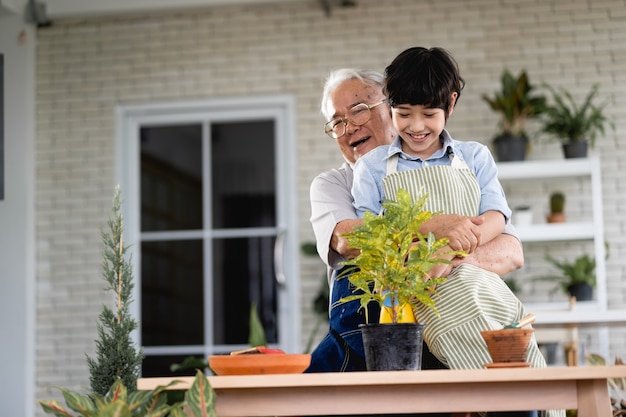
[338,189,461,371]
[541,83,614,158]
[536,253,596,301]
[482,69,547,161]
[546,191,566,223]
[39,188,217,416]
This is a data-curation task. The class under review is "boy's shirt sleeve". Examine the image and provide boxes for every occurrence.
[469,144,512,221]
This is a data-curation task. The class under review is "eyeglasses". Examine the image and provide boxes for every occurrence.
[324,100,386,139]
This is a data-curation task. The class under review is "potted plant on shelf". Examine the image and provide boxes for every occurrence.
[535,253,596,302]
[541,83,614,158]
[338,189,462,371]
[481,69,547,161]
[546,191,566,223]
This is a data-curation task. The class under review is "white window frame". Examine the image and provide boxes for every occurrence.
[115,95,301,356]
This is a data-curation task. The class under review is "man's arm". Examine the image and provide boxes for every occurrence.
[452,233,524,276]
[334,215,523,277]
[309,166,357,270]
[331,218,362,260]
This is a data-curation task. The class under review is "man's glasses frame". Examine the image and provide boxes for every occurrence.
[324,100,386,139]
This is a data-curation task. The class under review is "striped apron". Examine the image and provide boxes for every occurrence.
[383,154,563,417]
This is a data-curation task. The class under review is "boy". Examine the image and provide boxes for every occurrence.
[352,47,562,417]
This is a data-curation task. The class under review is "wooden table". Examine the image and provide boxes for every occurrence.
[138,366,626,417]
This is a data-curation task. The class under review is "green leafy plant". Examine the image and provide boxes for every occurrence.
[535,253,596,295]
[39,369,216,417]
[541,83,614,147]
[550,191,566,214]
[39,187,218,417]
[86,186,144,396]
[482,69,547,139]
[586,353,626,416]
[338,189,462,324]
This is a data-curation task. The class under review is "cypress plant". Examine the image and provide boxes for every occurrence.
[86,186,144,396]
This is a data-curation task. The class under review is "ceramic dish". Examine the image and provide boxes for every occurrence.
[209,353,311,376]
[483,362,531,369]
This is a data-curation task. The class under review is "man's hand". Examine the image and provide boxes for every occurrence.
[451,233,524,276]
[331,219,363,259]
[420,214,483,254]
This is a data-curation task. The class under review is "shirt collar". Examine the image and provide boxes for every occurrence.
[386,129,455,161]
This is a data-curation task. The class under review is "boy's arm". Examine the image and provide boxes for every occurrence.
[477,210,507,246]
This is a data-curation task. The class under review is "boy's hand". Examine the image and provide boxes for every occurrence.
[420,214,483,254]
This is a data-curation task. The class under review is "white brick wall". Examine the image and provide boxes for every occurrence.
[35,0,626,411]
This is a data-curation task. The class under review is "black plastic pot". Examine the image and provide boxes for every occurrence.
[567,283,593,301]
[562,141,588,159]
[359,323,424,371]
[493,134,528,162]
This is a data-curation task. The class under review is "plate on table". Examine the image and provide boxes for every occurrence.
[483,362,531,369]
[209,353,311,375]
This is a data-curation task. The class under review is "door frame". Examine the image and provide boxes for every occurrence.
[115,95,301,354]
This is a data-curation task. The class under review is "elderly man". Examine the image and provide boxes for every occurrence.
[306,68,524,373]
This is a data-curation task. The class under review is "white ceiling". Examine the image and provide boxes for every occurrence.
[44,0,310,19]
[2,0,315,19]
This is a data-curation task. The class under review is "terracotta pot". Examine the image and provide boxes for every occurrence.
[546,212,566,223]
[480,328,534,363]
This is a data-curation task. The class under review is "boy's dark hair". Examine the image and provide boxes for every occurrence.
[383,46,465,116]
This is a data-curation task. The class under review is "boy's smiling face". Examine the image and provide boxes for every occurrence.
[391,93,457,159]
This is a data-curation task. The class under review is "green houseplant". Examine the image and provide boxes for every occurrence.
[536,253,596,301]
[546,191,566,223]
[482,69,547,161]
[541,83,614,158]
[338,189,461,370]
[39,187,217,417]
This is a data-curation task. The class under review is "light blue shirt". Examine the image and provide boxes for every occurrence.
[351,129,511,220]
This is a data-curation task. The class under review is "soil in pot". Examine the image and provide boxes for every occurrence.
[360,323,424,371]
[567,283,593,301]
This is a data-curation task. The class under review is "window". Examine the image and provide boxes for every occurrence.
[117,96,300,376]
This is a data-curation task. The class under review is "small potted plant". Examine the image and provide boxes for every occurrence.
[482,69,547,161]
[541,83,614,158]
[546,191,566,223]
[535,253,596,301]
[338,189,461,371]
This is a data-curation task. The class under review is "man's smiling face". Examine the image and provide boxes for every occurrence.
[327,79,396,165]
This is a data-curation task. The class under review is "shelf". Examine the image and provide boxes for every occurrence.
[497,157,596,180]
[532,309,626,328]
[496,157,613,356]
[514,222,595,242]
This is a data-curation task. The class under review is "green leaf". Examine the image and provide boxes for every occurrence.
[170,356,209,373]
[185,370,217,417]
[58,387,96,415]
[98,401,131,417]
[166,406,191,417]
[339,189,464,323]
[248,302,267,347]
[38,400,76,417]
